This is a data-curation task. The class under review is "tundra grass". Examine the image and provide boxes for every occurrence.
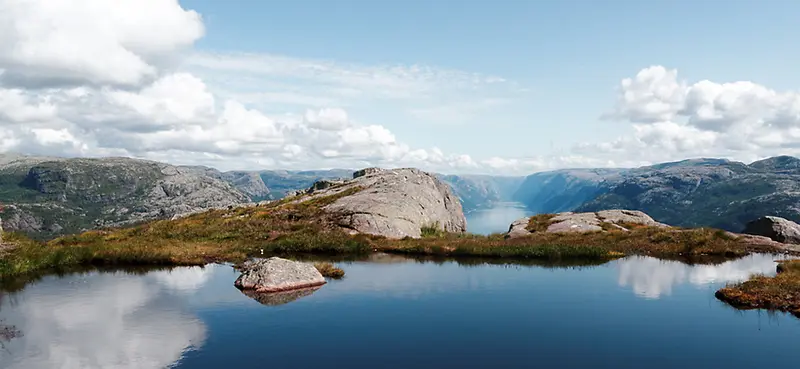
[715,259,800,317]
[0,201,793,280]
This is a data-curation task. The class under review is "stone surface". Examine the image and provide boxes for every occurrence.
[743,216,800,244]
[318,168,467,238]
[234,257,327,293]
[507,209,670,238]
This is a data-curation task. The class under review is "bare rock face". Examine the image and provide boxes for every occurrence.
[507,209,669,238]
[319,168,467,238]
[234,257,326,293]
[743,216,800,244]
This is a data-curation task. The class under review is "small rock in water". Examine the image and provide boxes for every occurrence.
[234,257,326,293]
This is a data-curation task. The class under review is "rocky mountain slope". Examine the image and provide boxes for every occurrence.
[0,155,249,239]
[575,157,800,231]
[437,174,524,212]
[511,168,626,213]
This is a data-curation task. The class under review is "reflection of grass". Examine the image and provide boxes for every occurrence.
[716,260,800,317]
[0,205,790,280]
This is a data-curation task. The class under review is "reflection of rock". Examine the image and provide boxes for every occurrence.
[0,269,208,369]
[234,257,326,293]
[241,286,321,306]
[617,254,785,299]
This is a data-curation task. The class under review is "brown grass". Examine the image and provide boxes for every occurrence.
[0,205,794,279]
[716,259,800,317]
[526,214,556,232]
[314,262,345,279]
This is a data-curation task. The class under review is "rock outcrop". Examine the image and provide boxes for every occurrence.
[305,168,467,238]
[507,209,669,238]
[234,257,326,293]
[743,216,800,244]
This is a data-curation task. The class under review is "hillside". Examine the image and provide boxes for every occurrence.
[437,174,525,212]
[0,155,249,239]
[575,157,800,231]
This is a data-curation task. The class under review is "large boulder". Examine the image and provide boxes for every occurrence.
[314,168,467,238]
[507,209,669,238]
[742,216,800,244]
[234,257,326,293]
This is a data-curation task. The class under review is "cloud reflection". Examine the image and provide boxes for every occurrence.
[617,254,785,299]
[0,267,214,369]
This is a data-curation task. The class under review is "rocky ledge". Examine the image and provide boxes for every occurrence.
[234,257,326,293]
[288,167,467,239]
[507,209,669,238]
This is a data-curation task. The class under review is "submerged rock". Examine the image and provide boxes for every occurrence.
[742,216,800,245]
[507,209,670,238]
[234,257,326,293]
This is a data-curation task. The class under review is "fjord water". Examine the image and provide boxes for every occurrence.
[465,202,532,235]
[2,254,800,369]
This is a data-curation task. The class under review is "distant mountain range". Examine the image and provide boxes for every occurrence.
[0,153,798,239]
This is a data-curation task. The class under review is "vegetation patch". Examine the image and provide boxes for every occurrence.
[716,260,800,317]
[313,262,345,279]
[0,207,794,280]
[526,214,556,232]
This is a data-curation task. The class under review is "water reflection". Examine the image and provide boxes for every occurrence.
[241,286,322,306]
[617,254,786,299]
[0,266,215,369]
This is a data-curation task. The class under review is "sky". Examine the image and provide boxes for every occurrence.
[1,0,800,175]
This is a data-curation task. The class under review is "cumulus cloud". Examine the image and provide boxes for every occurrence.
[0,0,204,88]
[581,65,800,165]
[2,1,798,176]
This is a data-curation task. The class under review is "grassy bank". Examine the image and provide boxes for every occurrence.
[715,260,800,317]
[0,189,793,279]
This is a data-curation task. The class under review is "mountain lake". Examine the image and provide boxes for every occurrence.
[1,204,799,369]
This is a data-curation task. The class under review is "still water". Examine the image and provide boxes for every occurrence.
[465,202,532,235]
[1,253,799,369]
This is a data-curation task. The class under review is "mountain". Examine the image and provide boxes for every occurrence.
[257,169,353,198]
[436,174,525,212]
[575,157,800,231]
[511,168,627,213]
[0,155,249,239]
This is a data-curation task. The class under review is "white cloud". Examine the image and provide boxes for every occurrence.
[0,0,204,88]
[2,1,799,176]
[579,65,800,165]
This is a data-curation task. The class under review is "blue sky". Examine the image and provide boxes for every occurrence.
[1,0,800,173]
[181,0,800,160]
